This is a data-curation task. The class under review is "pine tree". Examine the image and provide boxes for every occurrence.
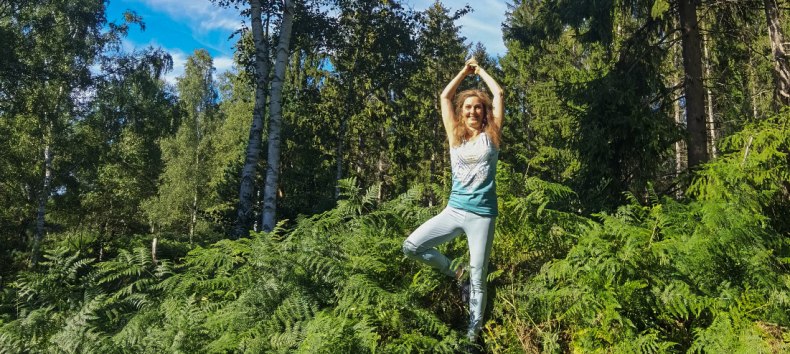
[397,1,469,199]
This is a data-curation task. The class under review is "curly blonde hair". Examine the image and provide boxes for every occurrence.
[452,89,501,148]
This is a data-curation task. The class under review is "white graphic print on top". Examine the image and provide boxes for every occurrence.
[451,133,494,191]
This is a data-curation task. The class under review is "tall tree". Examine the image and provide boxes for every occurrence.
[504,1,679,209]
[1,0,127,265]
[677,0,709,168]
[703,1,768,132]
[397,1,468,198]
[763,0,790,107]
[143,50,218,244]
[275,1,338,220]
[237,0,272,237]
[212,0,333,233]
[76,48,177,255]
[208,65,255,235]
[209,0,274,237]
[324,0,417,198]
[505,0,710,172]
[261,0,295,232]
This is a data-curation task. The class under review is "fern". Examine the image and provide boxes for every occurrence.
[5,113,789,353]
[48,295,111,354]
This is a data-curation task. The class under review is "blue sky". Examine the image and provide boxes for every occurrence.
[106,0,509,84]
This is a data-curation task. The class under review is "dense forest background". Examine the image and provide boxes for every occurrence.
[1,0,790,352]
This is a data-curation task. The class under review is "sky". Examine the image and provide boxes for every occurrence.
[106,0,509,84]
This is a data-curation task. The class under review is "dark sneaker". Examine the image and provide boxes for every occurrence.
[461,342,482,354]
[460,280,471,304]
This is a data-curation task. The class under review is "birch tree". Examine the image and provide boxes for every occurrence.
[261,0,295,232]
[143,50,217,244]
[2,0,120,265]
[209,0,274,237]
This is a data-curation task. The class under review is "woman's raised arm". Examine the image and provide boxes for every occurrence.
[475,66,504,130]
[440,61,476,146]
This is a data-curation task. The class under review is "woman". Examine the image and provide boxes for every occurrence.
[402,58,503,343]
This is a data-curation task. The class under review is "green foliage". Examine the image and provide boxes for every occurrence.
[503,3,680,212]
[142,49,222,243]
[3,131,790,351]
[486,112,790,352]
[651,0,671,19]
[3,1,790,353]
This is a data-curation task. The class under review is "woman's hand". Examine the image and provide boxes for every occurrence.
[463,58,478,76]
[469,59,504,131]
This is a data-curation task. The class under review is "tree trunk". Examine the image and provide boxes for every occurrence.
[678,0,709,169]
[764,0,790,107]
[151,237,158,265]
[702,23,717,158]
[235,0,271,238]
[749,53,760,119]
[675,99,687,176]
[674,35,687,184]
[189,191,197,243]
[335,117,347,199]
[671,15,687,186]
[32,80,66,265]
[261,0,295,232]
[32,142,52,266]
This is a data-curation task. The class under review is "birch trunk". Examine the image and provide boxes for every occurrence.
[674,52,687,181]
[235,0,271,238]
[764,0,790,106]
[189,191,197,243]
[151,237,158,265]
[702,24,718,158]
[32,142,52,266]
[678,0,709,169]
[190,112,200,243]
[672,17,687,187]
[261,0,295,232]
[32,82,64,265]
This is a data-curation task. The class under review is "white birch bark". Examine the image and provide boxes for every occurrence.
[235,0,271,237]
[261,0,295,232]
[702,24,718,158]
[32,142,52,266]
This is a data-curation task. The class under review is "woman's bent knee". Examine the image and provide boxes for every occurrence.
[402,240,418,257]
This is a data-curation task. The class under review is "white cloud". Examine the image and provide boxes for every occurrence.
[213,56,235,74]
[162,48,188,86]
[138,0,243,32]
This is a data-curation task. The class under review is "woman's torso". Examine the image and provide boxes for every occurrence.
[448,132,499,216]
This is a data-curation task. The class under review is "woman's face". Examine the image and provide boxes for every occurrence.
[462,96,485,131]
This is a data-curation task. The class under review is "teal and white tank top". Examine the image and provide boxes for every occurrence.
[448,132,499,216]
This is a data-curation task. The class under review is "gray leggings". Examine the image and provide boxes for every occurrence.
[402,206,495,340]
